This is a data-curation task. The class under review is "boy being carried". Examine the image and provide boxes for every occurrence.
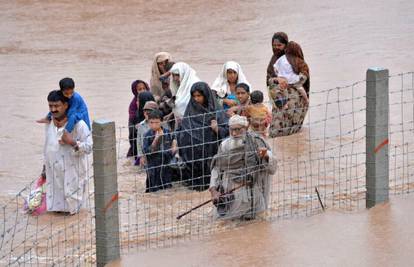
[37,77,90,134]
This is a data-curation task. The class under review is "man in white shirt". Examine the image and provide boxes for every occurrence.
[43,90,92,214]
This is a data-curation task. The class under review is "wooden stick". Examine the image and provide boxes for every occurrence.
[176,183,247,220]
[315,186,325,211]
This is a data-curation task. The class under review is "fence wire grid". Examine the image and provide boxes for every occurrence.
[0,71,413,266]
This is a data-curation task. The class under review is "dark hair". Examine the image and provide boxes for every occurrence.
[272,32,289,45]
[59,77,75,91]
[147,109,163,121]
[250,90,264,104]
[236,83,250,93]
[165,61,175,72]
[47,90,68,103]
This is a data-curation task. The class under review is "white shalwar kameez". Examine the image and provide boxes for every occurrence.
[44,120,92,214]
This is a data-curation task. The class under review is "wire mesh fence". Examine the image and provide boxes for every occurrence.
[0,70,413,265]
[0,156,96,266]
[389,72,414,195]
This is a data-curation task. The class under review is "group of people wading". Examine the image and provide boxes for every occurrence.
[33,32,309,220]
[126,32,310,220]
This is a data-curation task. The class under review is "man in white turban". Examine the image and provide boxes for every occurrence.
[209,115,276,220]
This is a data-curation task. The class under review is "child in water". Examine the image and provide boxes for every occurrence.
[227,83,250,117]
[272,42,309,105]
[37,77,90,133]
[142,110,177,192]
[245,90,272,137]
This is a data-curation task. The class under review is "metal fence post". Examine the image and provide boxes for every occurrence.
[92,120,120,266]
[366,68,389,208]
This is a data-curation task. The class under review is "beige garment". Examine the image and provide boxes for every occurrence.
[210,133,276,220]
[150,52,172,98]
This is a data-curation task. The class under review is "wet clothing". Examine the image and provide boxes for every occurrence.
[268,41,310,137]
[177,82,229,191]
[136,119,150,159]
[143,127,174,192]
[210,133,275,220]
[44,120,92,214]
[128,91,154,158]
[129,80,150,125]
[170,62,201,120]
[268,83,309,137]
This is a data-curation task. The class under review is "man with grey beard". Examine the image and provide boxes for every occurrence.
[209,115,276,220]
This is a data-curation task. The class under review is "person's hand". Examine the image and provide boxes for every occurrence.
[209,187,221,201]
[140,157,146,167]
[223,99,238,107]
[257,147,268,160]
[210,119,218,133]
[160,70,171,80]
[171,140,178,154]
[226,109,234,117]
[277,77,289,90]
[152,129,163,149]
[36,117,50,124]
[155,129,163,138]
[60,131,76,147]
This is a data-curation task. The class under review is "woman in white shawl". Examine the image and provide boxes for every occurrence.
[150,52,173,100]
[211,61,250,109]
[170,62,201,120]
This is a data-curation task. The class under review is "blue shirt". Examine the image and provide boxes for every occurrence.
[48,92,90,132]
[222,93,239,110]
[66,92,90,132]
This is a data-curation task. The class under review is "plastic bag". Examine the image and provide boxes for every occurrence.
[24,176,47,216]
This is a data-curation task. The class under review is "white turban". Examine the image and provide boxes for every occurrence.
[229,115,248,127]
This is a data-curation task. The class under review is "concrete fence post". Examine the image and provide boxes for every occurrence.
[92,120,120,266]
[366,68,389,208]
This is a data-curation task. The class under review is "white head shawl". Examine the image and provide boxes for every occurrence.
[170,62,201,119]
[150,52,172,98]
[229,115,249,127]
[211,61,250,98]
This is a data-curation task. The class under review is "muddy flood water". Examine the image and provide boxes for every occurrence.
[109,194,414,267]
[1,0,414,192]
[1,0,414,266]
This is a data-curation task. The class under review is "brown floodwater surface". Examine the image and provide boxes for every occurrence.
[109,195,414,267]
[1,1,414,266]
[1,0,413,193]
